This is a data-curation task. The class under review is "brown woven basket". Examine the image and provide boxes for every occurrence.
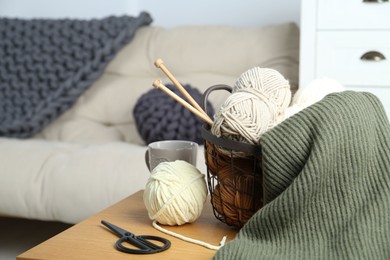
[201,85,263,228]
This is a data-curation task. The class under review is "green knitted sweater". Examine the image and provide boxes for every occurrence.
[214,91,390,259]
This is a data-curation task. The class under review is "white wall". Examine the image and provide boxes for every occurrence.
[0,0,138,19]
[0,0,300,27]
[139,0,301,27]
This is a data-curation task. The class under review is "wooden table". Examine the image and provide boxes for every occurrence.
[17,190,238,260]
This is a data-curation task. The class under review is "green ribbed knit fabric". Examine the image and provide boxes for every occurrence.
[214,91,390,260]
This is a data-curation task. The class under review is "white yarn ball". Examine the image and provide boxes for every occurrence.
[211,90,275,144]
[276,77,345,124]
[234,67,292,111]
[292,77,345,108]
[143,160,207,226]
[211,67,292,144]
[275,104,302,124]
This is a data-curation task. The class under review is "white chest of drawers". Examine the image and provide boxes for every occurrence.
[299,0,390,118]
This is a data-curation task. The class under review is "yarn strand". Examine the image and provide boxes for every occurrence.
[152,220,227,251]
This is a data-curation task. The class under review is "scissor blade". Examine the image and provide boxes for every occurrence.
[101,220,130,237]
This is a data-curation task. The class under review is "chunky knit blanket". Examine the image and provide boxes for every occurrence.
[215,91,390,259]
[0,12,152,138]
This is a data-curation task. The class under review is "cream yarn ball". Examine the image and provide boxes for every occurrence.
[143,160,207,226]
[292,77,345,108]
[276,77,345,123]
[233,67,291,110]
[211,89,276,144]
[211,67,291,144]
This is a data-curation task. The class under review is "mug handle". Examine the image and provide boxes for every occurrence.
[145,149,150,171]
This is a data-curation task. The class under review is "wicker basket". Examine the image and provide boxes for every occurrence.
[201,85,263,228]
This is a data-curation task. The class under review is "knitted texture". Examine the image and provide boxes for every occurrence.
[0,12,152,138]
[133,83,214,144]
[214,91,390,259]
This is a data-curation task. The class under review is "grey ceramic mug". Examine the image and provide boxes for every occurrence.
[145,140,198,171]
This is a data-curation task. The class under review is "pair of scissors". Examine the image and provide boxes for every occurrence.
[101,220,171,254]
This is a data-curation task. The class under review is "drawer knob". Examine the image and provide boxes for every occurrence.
[360,51,386,61]
[363,0,389,3]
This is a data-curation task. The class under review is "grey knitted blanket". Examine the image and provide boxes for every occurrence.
[215,91,390,259]
[0,12,152,137]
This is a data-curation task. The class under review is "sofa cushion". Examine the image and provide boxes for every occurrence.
[133,83,214,145]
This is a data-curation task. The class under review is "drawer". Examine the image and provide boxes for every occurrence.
[317,0,390,30]
[316,31,390,87]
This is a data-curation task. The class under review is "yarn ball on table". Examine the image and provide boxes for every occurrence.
[143,160,208,226]
[211,67,291,144]
[133,83,214,145]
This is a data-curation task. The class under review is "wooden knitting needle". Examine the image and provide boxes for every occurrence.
[154,58,209,117]
[153,79,213,125]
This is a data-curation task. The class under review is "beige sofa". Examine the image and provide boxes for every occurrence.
[0,23,299,224]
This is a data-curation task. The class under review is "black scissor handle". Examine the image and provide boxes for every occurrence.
[116,235,171,254]
[101,220,171,255]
